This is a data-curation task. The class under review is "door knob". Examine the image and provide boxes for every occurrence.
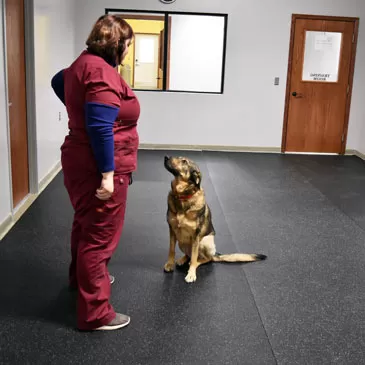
[292,92,297,97]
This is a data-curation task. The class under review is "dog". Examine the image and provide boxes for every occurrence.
[163,155,267,283]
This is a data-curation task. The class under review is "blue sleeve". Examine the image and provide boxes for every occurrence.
[85,102,119,173]
[51,69,65,105]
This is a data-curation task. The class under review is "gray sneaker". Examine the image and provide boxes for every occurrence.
[94,313,130,331]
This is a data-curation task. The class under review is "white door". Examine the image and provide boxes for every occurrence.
[134,34,159,89]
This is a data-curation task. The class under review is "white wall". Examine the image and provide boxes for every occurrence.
[74,0,365,148]
[0,3,12,225]
[34,0,75,182]
[358,123,365,155]
[169,14,225,92]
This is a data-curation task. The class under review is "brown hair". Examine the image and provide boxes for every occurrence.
[86,15,134,64]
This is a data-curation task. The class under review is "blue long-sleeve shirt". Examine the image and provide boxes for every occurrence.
[51,69,116,173]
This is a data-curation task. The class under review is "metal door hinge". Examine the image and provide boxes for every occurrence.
[352,33,355,43]
[347,85,350,94]
[341,134,345,143]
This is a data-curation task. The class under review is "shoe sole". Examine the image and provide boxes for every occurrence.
[94,317,130,331]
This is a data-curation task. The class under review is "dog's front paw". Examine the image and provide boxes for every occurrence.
[176,255,189,267]
[185,270,197,283]
[164,261,175,273]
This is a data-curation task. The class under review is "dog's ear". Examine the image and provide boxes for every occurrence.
[190,170,201,188]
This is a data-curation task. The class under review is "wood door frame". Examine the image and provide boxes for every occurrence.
[281,14,359,154]
[2,0,38,209]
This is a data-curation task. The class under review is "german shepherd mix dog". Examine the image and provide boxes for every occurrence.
[163,156,267,283]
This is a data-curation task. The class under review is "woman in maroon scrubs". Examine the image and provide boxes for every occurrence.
[51,15,140,331]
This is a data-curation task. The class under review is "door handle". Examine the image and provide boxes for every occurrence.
[292,92,303,98]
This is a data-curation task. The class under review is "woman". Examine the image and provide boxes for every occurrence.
[51,15,140,331]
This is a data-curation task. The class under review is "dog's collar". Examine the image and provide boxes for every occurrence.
[174,193,194,201]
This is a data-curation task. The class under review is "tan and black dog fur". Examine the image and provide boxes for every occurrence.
[163,155,267,283]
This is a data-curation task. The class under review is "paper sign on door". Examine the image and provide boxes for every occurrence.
[302,31,342,82]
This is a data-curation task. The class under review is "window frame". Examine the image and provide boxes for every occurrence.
[105,8,229,95]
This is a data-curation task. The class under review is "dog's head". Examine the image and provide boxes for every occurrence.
[164,156,202,195]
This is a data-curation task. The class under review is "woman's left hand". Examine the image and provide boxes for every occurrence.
[96,171,114,200]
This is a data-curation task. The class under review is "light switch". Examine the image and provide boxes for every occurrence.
[274,77,280,86]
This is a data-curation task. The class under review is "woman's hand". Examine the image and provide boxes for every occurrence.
[96,171,114,200]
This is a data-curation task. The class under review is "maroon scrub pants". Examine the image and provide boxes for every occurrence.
[62,145,130,330]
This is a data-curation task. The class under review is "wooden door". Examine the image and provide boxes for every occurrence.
[5,0,29,207]
[134,33,160,89]
[282,15,358,153]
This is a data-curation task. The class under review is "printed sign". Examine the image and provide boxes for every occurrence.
[302,31,342,83]
[309,73,331,81]
[314,34,334,51]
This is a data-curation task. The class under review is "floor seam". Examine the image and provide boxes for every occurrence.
[203,152,279,365]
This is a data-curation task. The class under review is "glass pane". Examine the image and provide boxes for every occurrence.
[109,11,227,93]
[115,14,165,90]
[302,31,342,82]
[168,14,225,93]
[138,38,155,63]
[134,34,160,89]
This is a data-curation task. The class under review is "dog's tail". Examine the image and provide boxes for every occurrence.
[212,253,267,263]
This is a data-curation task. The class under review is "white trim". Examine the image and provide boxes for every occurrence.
[357,152,365,160]
[345,149,357,156]
[139,143,282,153]
[24,0,39,195]
[284,152,338,155]
[0,161,62,241]
[346,149,365,160]
[139,145,365,160]
[39,161,62,193]
[0,214,12,241]
[0,194,36,241]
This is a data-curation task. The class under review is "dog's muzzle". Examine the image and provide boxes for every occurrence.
[164,156,178,176]
[164,155,171,169]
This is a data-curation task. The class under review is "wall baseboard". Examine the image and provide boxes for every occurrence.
[0,161,62,242]
[139,143,282,153]
[39,161,62,193]
[140,145,365,160]
[346,149,365,160]
[0,215,12,241]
